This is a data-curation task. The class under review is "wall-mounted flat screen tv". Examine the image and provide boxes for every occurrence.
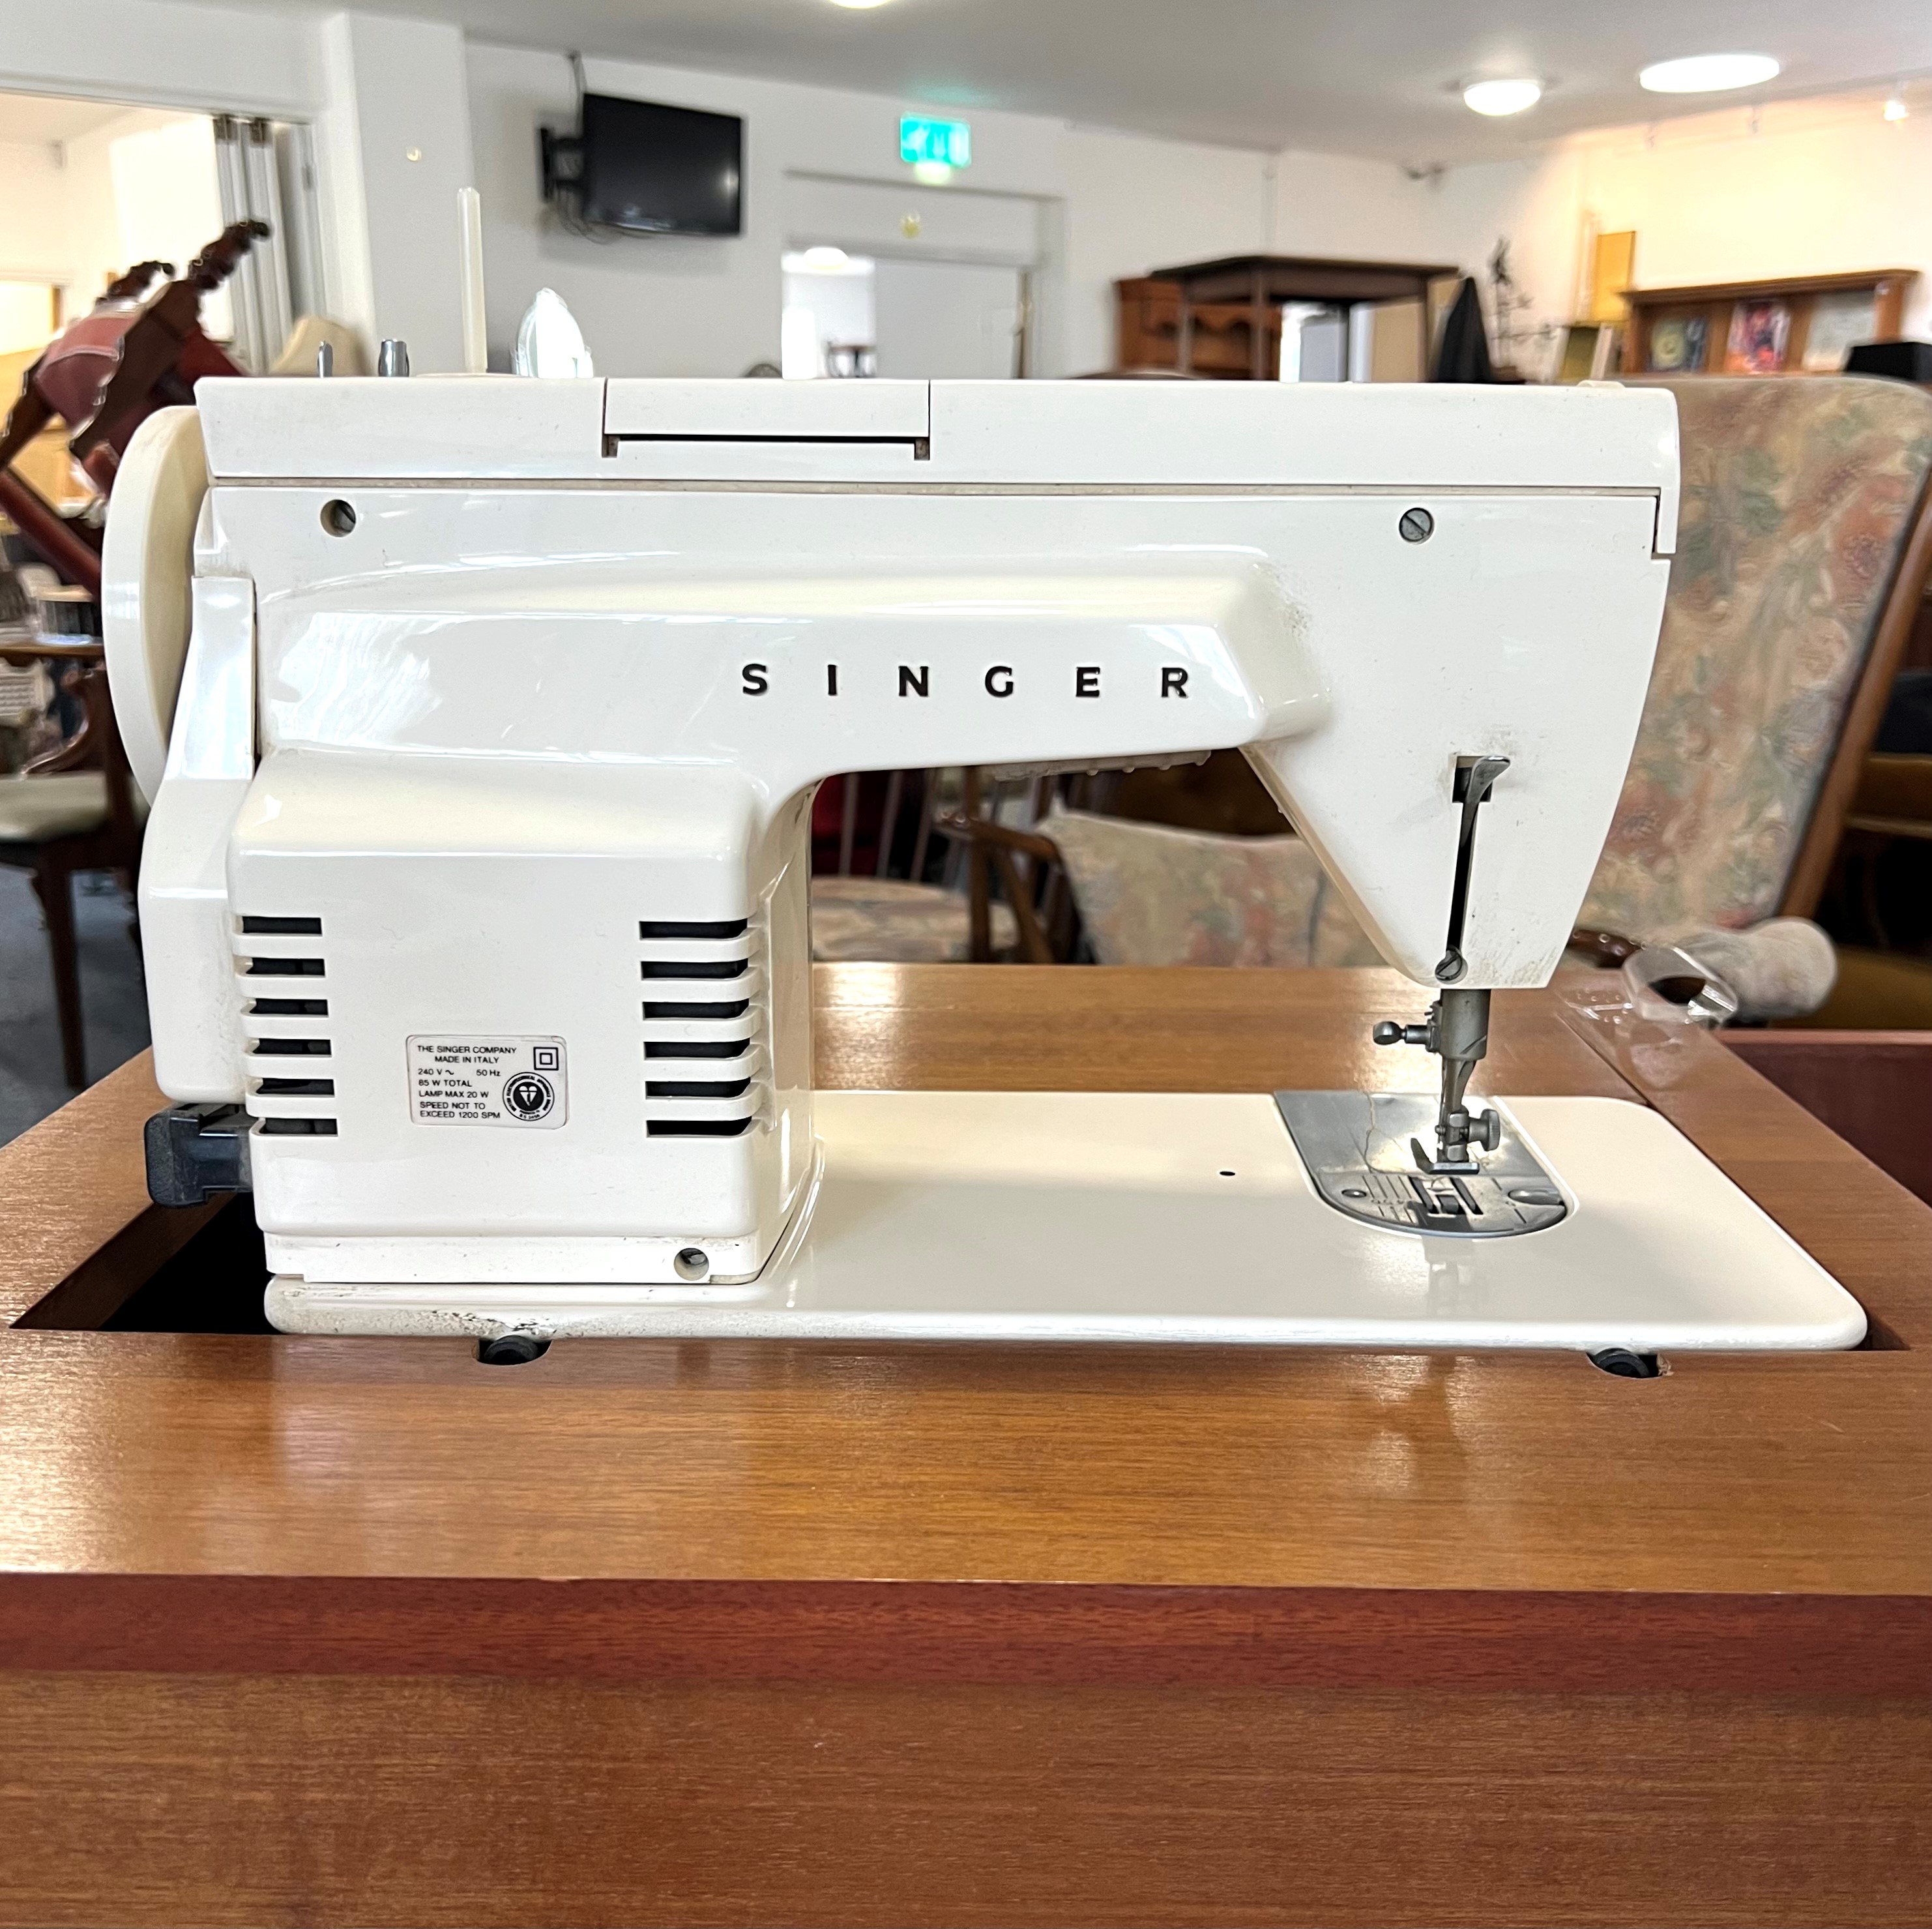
[578,93,743,237]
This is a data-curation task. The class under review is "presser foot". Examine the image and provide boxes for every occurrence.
[1408,1104,1502,1176]
[1409,1137,1478,1177]
[1373,986,1500,1177]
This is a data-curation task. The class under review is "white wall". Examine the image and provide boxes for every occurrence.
[1414,95,1932,376]
[0,140,74,287]
[466,41,1304,378]
[0,0,315,120]
[0,109,227,335]
[1266,147,1451,263]
[1057,125,1272,370]
[0,3,1498,386]
[29,4,1920,398]
[0,0,477,370]
[63,108,230,334]
[315,12,475,370]
[1573,102,1932,339]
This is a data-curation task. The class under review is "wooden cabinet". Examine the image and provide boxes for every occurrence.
[1115,254,1459,381]
[1116,277,1281,378]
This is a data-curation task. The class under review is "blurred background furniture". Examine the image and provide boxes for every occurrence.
[1042,807,1380,969]
[1115,255,1457,381]
[0,636,143,1087]
[1621,270,1916,378]
[0,221,267,596]
[809,768,1019,963]
[974,376,1932,1025]
[1585,374,1932,1020]
[0,224,293,1106]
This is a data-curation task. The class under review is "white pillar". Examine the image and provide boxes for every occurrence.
[314,12,476,372]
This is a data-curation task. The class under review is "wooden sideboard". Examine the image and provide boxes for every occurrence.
[1116,254,1460,379]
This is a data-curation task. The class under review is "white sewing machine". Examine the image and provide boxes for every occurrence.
[104,375,1864,1353]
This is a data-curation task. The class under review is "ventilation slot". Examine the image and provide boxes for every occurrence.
[639,919,748,940]
[235,914,340,1139]
[638,913,767,1139]
[646,1039,746,1061]
[640,958,746,981]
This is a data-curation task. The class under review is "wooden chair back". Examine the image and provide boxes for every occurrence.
[1780,473,1932,916]
[813,766,1096,963]
[21,656,141,847]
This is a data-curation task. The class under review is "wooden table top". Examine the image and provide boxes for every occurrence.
[3,965,1930,1692]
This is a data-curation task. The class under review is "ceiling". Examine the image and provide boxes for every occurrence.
[0,91,136,147]
[304,0,1931,163]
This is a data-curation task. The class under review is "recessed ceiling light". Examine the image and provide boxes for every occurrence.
[826,0,895,8]
[1461,78,1544,117]
[1639,53,1781,94]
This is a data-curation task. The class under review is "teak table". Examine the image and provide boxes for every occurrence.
[2,966,1929,1928]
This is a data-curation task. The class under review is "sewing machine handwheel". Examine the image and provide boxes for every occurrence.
[101,405,207,804]
[1588,1348,1661,1379]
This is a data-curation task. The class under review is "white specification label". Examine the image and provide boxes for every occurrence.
[407,1035,568,1128]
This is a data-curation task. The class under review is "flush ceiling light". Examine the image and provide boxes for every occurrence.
[1461,77,1544,116]
[826,0,895,8]
[1639,53,1780,93]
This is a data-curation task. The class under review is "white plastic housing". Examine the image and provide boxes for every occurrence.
[115,377,1676,1293]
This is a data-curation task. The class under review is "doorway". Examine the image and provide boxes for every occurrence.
[873,258,1027,379]
[782,171,1043,380]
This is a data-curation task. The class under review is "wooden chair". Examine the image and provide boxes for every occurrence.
[0,642,144,1087]
[809,769,1022,964]
[943,768,1114,964]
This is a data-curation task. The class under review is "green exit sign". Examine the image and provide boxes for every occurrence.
[900,114,971,169]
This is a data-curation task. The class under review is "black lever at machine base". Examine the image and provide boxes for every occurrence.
[145,1104,254,1207]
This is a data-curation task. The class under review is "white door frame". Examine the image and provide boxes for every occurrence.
[783,168,1061,376]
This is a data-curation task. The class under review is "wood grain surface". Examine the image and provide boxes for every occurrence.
[813,963,1635,1096]
[5,1673,1929,1929]
[2,966,1929,1927]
